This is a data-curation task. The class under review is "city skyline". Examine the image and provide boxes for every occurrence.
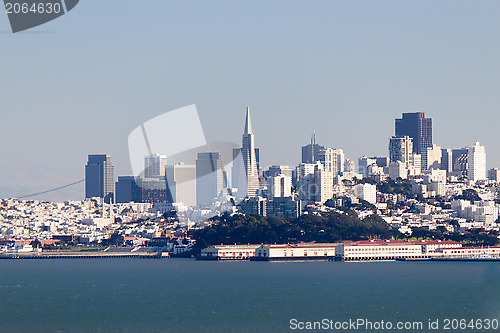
[5,107,498,202]
[76,109,493,209]
[1,1,499,201]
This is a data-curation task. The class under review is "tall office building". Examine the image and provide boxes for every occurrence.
[196,152,223,206]
[302,133,325,163]
[358,156,376,177]
[232,107,260,199]
[115,176,142,203]
[265,165,293,179]
[136,177,169,204]
[441,148,453,174]
[85,154,114,203]
[395,112,432,154]
[467,142,486,182]
[452,148,468,176]
[344,159,355,173]
[389,136,413,166]
[144,154,167,178]
[488,168,500,182]
[165,163,197,206]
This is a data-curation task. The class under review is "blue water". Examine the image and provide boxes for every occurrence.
[0,259,499,332]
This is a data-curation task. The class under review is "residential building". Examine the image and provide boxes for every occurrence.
[467,142,486,182]
[354,183,377,204]
[422,144,442,171]
[267,173,292,198]
[239,196,267,216]
[389,136,413,166]
[267,197,302,219]
[389,161,407,180]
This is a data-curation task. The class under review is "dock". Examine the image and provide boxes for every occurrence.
[0,252,165,259]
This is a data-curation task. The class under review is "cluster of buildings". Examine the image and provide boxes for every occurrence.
[0,197,187,247]
[2,108,499,248]
[200,240,500,261]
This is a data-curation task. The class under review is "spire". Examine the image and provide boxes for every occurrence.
[311,131,316,145]
[244,106,253,135]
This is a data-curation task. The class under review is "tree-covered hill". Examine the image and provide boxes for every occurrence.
[191,211,396,253]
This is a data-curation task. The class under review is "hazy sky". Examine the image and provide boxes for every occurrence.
[1,0,499,201]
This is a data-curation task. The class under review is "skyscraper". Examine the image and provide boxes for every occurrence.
[267,173,292,198]
[196,152,223,206]
[389,136,413,166]
[422,144,442,171]
[144,154,167,178]
[232,107,259,199]
[165,163,197,206]
[395,112,432,154]
[467,142,486,182]
[115,176,142,203]
[85,154,114,203]
[441,148,453,174]
[302,133,325,163]
[452,148,468,176]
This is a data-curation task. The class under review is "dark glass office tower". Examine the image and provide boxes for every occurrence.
[85,154,114,203]
[115,176,142,203]
[395,112,432,154]
[301,133,325,163]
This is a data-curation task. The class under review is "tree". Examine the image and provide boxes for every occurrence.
[455,189,481,203]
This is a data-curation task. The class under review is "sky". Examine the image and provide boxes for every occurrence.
[1,0,499,201]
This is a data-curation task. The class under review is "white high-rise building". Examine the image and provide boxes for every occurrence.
[144,154,167,178]
[408,154,421,176]
[165,163,197,206]
[313,165,333,204]
[389,161,408,180]
[336,149,345,175]
[467,142,486,182]
[267,174,292,198]
[422,144,442,171]
[354,183,377,204]
[232,107,260,199]
[297,162,332,204]
[319,148,344,176]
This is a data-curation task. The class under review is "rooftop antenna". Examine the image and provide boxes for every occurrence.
[311,131,316,145]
